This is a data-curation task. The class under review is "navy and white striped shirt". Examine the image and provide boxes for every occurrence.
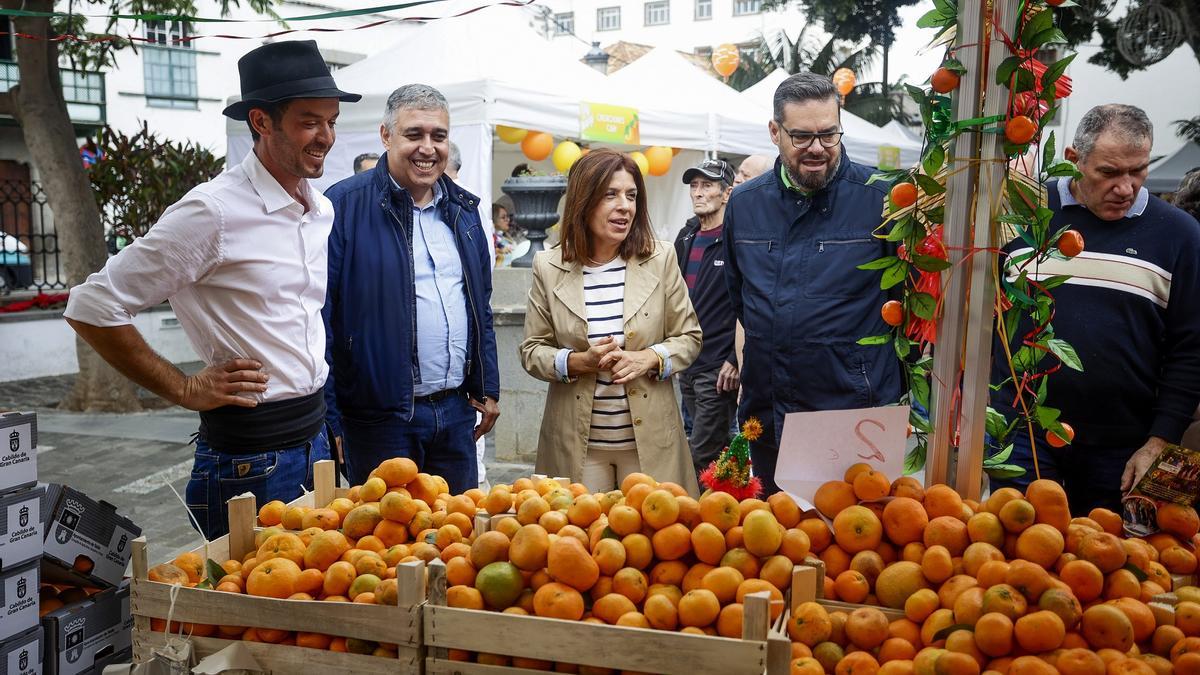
[583,258,636,452]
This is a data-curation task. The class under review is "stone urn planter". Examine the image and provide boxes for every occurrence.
[501,174,568,268]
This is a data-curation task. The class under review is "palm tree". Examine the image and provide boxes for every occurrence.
[728,28,909,125]
[1177,117,1200,145]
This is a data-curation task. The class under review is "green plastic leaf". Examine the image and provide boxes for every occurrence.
[858,334,892,346]
[1040,275,1071,290]
[867,169,909,186]
[916,8,948,28]
[984,464,1027,479]
[1123,562,1149,582]
[1046,338,1084,371]
[1012,68,1037,94]
[905,83,929,105]
[995,56,1023,86]
[881,262,908,290]
[913,254,952,273]
[942,58,967,74]
[933,624,975,643]
[904,444,927,475]
[885,218,914,242]
[985,408,1009,441]
[1041,53,1077,90]
[909,292,937,320]
[914,173,946,196]
[910,372,931,409]
[923,145,946,177]
[1030,28,1068,49]
[858,256,900,271]
[1042,131,1056,168]
[1020,9,1054,47]
[206,559,226,585]
[987,443,1016,465]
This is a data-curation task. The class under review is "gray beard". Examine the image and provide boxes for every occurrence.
[786,153,841,192]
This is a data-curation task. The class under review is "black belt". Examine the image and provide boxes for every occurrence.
[414,388,463,404]
[198,391,326,454]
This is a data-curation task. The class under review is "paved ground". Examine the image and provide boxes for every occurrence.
[6,363,533,565]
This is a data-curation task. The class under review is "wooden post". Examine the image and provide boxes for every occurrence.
[313,459,335,510]
[226,493,257,563]
[131,536,151,663]
[928,0,990,488]
[791,564,820,612]
[954,0,1023,500]
[743,591,770,643]
[426,558,449,661]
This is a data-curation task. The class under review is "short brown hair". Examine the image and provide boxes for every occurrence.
[559,149,654,264]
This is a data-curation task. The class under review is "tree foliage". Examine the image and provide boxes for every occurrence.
[761,0,923,46]
[89,123,224,243]
[1058,0,1199,78]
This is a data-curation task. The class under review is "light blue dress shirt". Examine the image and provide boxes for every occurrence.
[403,180,468,396]
[1058,177,1148,218]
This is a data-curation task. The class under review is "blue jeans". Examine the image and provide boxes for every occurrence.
[988,431,1135,514]
[342,394,478,495]
[185,428,330,540]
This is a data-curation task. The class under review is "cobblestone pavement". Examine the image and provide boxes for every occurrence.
[5,363,533,564]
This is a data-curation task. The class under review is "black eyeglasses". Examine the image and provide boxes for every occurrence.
[783,128,844,149]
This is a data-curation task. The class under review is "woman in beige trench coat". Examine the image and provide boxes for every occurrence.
[520,150,702,494]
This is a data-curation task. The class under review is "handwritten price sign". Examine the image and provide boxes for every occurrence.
[774,405,911,510]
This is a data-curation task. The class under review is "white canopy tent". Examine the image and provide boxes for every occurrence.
[606,47,777,156]
[1145,141,1200,194]
[226,10,715,239]
[741,68,923,167]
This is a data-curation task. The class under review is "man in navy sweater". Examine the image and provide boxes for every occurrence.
[990,104,1200,513]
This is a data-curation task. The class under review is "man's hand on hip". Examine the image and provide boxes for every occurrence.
[716,362,740,393]
[179,358,268,411]
[1121,436,1169,492]
[472,396,500,441]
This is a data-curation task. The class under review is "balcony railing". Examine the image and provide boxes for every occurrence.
[0,60,106,125]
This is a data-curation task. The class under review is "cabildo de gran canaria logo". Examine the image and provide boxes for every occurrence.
[8,429,18,453]
[16,576,26,599]
[19,505,29,528]
[64,616,88,663]
[55,498,85,546]
[19,646,29,671]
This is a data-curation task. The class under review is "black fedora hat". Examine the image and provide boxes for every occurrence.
[223,40,361,121]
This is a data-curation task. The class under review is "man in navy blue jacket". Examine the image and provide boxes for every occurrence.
[724,72,902,495]
[323,84,500,492]
[990,104,1200,513]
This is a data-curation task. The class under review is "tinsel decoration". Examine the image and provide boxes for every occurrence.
[699,418,764,500]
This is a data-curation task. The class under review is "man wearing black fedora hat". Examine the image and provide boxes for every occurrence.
[65,40,360,538]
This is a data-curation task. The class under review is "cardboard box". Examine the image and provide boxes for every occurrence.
[0,414,36,497]
[40,487,139,589]
[0,625,42,675]
[41,582,129,675]
[0,562,39,644]
[1,488,44,573]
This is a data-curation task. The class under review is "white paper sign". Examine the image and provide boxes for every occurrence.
[774,405,911,509]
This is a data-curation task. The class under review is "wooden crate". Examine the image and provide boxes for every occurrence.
[788,560,906,621]
[422,554,791,674]
[130,492,426,674]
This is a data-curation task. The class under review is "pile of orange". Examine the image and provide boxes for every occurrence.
[784,463,1200,674]
[438,471,811,669]
[146,457,454,657]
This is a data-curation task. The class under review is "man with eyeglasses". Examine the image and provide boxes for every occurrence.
[724,72,902,495]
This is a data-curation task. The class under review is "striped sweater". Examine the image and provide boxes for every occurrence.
[992,180,1200,447]
[583,258,637,452]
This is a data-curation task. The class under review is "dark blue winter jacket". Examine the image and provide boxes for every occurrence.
[724,154,903,441]
[322,155,499,436]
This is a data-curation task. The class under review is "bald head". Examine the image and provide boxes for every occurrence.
[735,155,773,185]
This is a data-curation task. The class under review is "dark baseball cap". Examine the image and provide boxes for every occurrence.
[682,158,735,186]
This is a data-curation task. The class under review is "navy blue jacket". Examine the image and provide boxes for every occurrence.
[724,154,903,440]
[322,155,499,437]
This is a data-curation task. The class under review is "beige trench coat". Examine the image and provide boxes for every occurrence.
[520,242,703,494]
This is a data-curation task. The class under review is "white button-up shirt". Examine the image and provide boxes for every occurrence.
[64,151,331,403]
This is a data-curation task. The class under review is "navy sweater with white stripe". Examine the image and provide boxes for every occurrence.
[992,180,1200,447]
